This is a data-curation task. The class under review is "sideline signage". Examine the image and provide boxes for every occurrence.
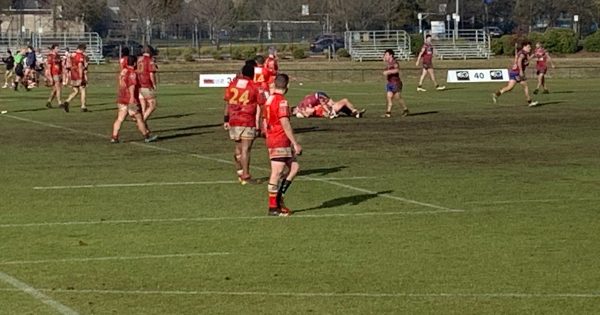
[199,74,236,87]
[447,69,509,83]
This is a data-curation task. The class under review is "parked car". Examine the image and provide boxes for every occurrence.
[484,26,504,37]
[102,40,143,57]
[310,38,345,53]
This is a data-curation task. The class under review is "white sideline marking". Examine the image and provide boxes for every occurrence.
[32,177,376,190]
[467,198,600,205]
[0,252,231,266]
[0,210,459,229]
[4,114,463,212]
[0,287,598,299]
[0,271,79,315]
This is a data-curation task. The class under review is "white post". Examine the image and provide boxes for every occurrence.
[267,21,272,41]
[454,0,459,40]
[418,13,423,34]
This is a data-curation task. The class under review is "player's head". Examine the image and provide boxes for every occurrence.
[521,41,532,53]
[316,91,330,103]
[77,43,86,51]
[274,73,289,92]
[384,49,395,62]
[64,47,69,53]
[241,63,254,78]
[425,34,432,43]
[268,46,277,57]
[50,44,58,52]
[121,46,130,57]
[6,49,11,55]
[143,45,154,56]
[535,42,543,49]
[255,55,265,65]
[127,55,137,67]
[27,45,33,52]
[245,59,257,67]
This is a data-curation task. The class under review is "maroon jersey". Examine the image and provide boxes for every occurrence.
[224,77,264,127]
[264,92,291,148]
[386,58,401,84]
[137,54,156,89]
[297,93,321,110]
[421,43,434,63]
[119,57,128,70]
[511,50,529,72]
[535,48,548,69]
[70,51,85,81]
[118,66,138,105]
[46,52,62,76]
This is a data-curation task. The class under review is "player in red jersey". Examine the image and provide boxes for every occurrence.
[111,56,157,144]
[62,48,71,86]
[264,74,302,217]
[137,46,158,122]
[533,42,555,95]
[293,91,365,119]
[253,55,272,98]
[119,46,130,71]
[265,47,279,93]
[416,34,445,92]
[60,44,88,112]
[383,49,409,118]
[223,63,266,184]
[493,41,538,107]
[44,44,63,109]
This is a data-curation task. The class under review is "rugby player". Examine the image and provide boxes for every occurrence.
[383,49,409,118]
[62,48,71,86]
[416,34,445,92]
[12,48,26,91]
[223,63,265,185]
[533,42,555,95]
[45,45,63,109]
[137,46,158,122]
[253,55,273,98]
[293,91,365,119]
[119,46,130,70]
[493,41,539,107]
[61,44,88,112]
[264,74,302,217]
[265,47,279,93]
[2,50,15,89]
[111,56,157,144]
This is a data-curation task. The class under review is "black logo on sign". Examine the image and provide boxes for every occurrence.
[456,71,470,81]
[490,70,503,80]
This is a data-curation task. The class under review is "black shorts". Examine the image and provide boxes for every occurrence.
[15,64,24,77]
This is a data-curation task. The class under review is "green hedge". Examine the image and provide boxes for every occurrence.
[292,48,306,59]
[543,29,577,53]
[410,34,424,55]
[584,31,600,52]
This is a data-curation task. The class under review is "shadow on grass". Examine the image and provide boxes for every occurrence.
[150,113,195,120]
[550,91,574,94]
[408,111,439,117]
[295,190,393,213]
[537,101,565,107]
[156,131,209,141]
[439,87,465,91]
[155,124,222,133]
[294,126,330,134]
[10,107,50,113]
[298,166,347,177]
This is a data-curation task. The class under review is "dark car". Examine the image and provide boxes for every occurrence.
[102,40,143,58]
[310,38,345,53]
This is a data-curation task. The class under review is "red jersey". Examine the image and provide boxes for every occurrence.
[70,51,85,81]
[265,55,278,84]
[119,57,128,70]
[386,59,401,84]
[46,52,62,76]
[421,43,434,63]
[264,92,291,148]
[118,67,138,105]
[297,93,320,110]
[253,65,271,91]
[511,50,529,72]
[535,48,548,69]
[224,77,265,127]
[137,54,156,89]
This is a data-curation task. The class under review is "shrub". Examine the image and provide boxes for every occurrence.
[230,46,244,60]
[336,48,350,58]
[543,29,577,53]
[410,34,424,55]
[181,47,196,62]
[583,31,600,52]
[212,51,224,60]
[528,32,545,46]
[241,46,258,59]
[490,38,503,55]
[292,48,306,59]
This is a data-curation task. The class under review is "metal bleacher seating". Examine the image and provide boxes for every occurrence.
[428,29,491,60]
[1,32,104,64]
[345,30,412,62]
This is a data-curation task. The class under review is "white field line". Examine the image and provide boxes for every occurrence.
[0,287,598,299]
[32,177,376,190]
[0,252,231,266]
[4,114,464,212]
[0,271,79,315]
[0,210,458,229]
[466,198,600,205]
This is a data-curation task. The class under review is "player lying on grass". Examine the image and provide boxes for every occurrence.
[223,63,266,185]
[293,91,365,119]
[493,41,539,107]
[111,56,158,144]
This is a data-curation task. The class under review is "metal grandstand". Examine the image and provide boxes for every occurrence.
[344,30,411,62]
[427,29,491,60]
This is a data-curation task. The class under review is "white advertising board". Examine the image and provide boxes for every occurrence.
[447,69,509,83]
[199,74,237,88]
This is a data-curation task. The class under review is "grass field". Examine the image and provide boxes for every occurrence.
[1,71,600,314]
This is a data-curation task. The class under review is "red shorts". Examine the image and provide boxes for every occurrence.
[536,67,547,75]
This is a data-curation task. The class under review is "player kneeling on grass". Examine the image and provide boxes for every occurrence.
[293,92,365,119]
[493,41,538,107]
[111,56,157,144]
[224,63,266,185]
[265,74,302,217]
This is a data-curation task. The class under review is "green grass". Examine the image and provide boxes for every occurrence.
[1,76,600,314]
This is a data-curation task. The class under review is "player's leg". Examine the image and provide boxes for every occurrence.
[268,160,288,215]
[79,86,87,111]
[541,71,549,93]
[111,105,129,142]
[276,158,299,213]
[428,68,446,90]
[493,80,517,104]
[233,140,243,177]
[384,91,394,117]
[143,98,157,122]
[395,92,409,116]
[62,87,79,112]
[131,107,157,142]
[239,137,255,184]
[520,81,538,107]
[332,99,365,118]
[54,77,62,106]
[417,69,428,91]
[534,71,543,94]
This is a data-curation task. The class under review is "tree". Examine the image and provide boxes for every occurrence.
[118,0,181,43]
[187,0,235,49]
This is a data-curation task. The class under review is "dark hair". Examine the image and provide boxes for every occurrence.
[316,91,329,99]
[255,55,265,65]
[121,46,130,57]
[384,49,395,56]
[245,59,257,67]
[274,73,289,89]
[27,45,34,51]
[521,40,532,47]
[143,45,154,56]
[50,44,58,50]
[425,34,432,39]
[241,64,254,78]
[127,55,137,67]
[77,43,86,50]
[7,49,11,54]
[64,47,69,52]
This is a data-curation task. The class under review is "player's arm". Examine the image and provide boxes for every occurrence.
[223,88,231,130]
[279,117,302,155]
[517,55,525,76]
[384,62,400,76]
[415,47,425,66]
[150,62,157,89]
